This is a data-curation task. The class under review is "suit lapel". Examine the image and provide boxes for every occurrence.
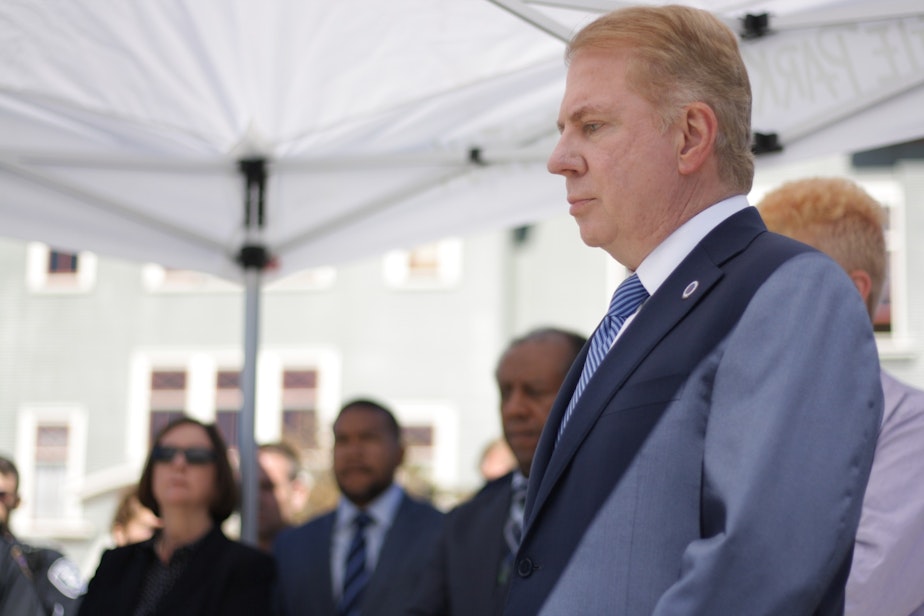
[362,494,411,605]
[317,514,337,612]
[524,344,587,523]
[525,208,766,535]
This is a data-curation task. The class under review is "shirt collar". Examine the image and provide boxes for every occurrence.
[511,471,528,492]
[636,195,751,296]
[336,482,404,531]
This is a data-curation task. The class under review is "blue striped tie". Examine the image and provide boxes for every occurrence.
[499,475,528,585]
[338,512,373,616]
[504,475,528,556]
[558,273,649,441]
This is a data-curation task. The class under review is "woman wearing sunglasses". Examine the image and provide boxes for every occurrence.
[79,417,275,615]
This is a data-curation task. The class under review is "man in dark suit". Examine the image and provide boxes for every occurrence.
[273,399,444,616]
[504,6,883,615]
[409,328,586,616]
[1,455,83,616]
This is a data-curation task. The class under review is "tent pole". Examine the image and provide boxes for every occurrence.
[239,266,261,545]
[237,158,270,547]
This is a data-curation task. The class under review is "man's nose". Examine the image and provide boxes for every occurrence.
[547,134,582,176]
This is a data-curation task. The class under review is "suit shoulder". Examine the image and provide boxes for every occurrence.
[451,474,511,513]
[403,493,443,514]
[750,228,818,262]
[273,510,335,553]
[400,493,445,529]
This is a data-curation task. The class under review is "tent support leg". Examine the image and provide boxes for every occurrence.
[237,158,270,547]
[239,267,262,546]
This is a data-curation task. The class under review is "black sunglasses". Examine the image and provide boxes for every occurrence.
[151,446,217,465]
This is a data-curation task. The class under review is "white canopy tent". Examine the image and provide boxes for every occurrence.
[2,0,922,543]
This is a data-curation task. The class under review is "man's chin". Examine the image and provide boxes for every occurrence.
[339,483,388,508]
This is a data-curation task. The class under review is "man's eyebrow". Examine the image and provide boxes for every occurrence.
[558,104,606,132]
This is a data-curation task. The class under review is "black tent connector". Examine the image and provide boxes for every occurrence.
[236,244,271,270]
[741,13,770,39]
[752,132,783,155]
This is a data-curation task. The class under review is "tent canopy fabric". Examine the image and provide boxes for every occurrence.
[4,0,922,547]
[3,0,923,281]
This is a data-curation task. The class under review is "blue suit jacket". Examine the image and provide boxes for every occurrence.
[409,472,514,616]
[504,208,883,615]
[273,491,444,616]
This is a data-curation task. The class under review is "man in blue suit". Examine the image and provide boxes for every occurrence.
[409,328,586,616]
[504,5,883,615]
[273,399,443,616]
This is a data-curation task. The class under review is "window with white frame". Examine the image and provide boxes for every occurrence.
[15,405,88,533]
[383,239,463,289]
[215,369,242,450]
[281,369,320,452]
[33,424,69,519]
[25,243,97,293]
[390,401,459,491]
[149,369,188,447]
[267,267,337,292]
[136,351,338,463]
[141,264,239,293]
[860,177,907,353]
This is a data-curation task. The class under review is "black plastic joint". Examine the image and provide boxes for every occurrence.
[237,244,271,270]
[741,13,770,39]
[752,132,783,155]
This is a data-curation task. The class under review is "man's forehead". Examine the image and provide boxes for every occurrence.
[0,471,16,490]
[499,338,569,371]
[335,408,388,431]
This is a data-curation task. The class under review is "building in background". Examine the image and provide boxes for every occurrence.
[1,152,923,578]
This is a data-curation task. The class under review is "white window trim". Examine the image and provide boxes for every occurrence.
[25,243,97,294]
[390,399,459,489]
[15,404,92,538]
[382,238,463,290]
[127,346,341,457]
[140,264,239,293]
[859,177,910,358]
[256,348,342,449]
[266,266,338,292]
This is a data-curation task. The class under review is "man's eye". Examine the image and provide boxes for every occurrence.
[584,123,601,134]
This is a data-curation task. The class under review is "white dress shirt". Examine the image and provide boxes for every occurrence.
[329,482,404,601]
[613,195,752,346]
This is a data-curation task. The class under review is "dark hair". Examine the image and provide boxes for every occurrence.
[337,398,402,441]
[0,455,19,493]
[137,417,238,524]
[505,327,588,376]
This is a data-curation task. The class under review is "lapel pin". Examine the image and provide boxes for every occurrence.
[682,281,699,299]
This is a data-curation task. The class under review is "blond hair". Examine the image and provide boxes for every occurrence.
[758,177,886,317]
[568,5,753,192]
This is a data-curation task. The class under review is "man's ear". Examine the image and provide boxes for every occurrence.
[848,269,873,304]
[677,102,718,176]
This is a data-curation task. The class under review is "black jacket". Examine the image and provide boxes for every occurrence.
[1,534,82,616]
[78,525,275,616]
